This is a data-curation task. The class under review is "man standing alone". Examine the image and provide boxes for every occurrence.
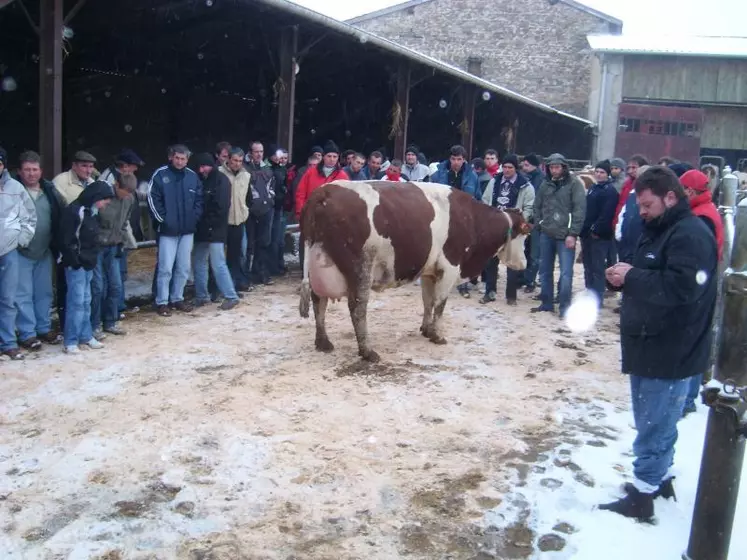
[600,166,717,520]
[148,145,203,316]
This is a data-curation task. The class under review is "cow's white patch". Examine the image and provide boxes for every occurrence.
[495,211,527,270]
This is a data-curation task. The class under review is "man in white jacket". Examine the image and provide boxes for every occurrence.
[0,148,37,360]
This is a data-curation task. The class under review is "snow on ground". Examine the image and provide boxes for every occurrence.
[1,265,745,559]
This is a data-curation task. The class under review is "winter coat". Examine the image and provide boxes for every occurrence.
[147,164,204,237]
[53,169,94,206]
[580,180,619,240]
[613,177,634,230]
[430,160,479,199]
[476,169,494,201]
[689,191,724,261]
[402,162,431,182]
[59,181,114,270]
[270,162,288,211]
[18,179,64,260]
[295,164,349,218]
[525,167,544,191]
[195,167,231,243]
[534,159,586,240]
[219,165,251,226]
[620,198,717,380]
[97,195,134,246]
[342,165,368,181]
[482,172,534,221]
[615,191,643,264]
[0,170,36,257]
[245,161,275,218]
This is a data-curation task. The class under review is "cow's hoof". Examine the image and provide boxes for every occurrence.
[420,326,433,339]
[315,338,335,352]
[429,335,448,345]
[360,349,381,363]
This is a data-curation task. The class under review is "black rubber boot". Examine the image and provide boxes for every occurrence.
[599,486,655,522]
[624,477,676,501]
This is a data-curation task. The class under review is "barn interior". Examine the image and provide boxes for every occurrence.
[0,0,594,175]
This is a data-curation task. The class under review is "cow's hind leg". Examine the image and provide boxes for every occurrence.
[429,266,461,345]
[348,282,379,363]
[312,292,334,352]
[419,275,436,340]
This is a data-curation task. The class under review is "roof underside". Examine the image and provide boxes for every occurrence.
[587,34,747,59]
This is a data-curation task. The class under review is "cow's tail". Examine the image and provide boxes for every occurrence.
[299,239,312,318]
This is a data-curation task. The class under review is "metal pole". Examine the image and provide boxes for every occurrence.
[684,195,747,560]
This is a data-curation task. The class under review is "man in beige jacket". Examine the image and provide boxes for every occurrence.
[53,151,97,205]
[219,147,252,292]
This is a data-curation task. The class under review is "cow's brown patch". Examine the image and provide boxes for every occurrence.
[371,182,435,282]
[301,184,371,290]
[443,191,528,278]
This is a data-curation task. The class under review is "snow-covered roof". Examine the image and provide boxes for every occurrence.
[587,34,747,59]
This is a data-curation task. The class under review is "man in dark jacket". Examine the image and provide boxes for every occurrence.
[244,141,276,286]
[192,153,238,311]
[269,147,289,276]
[343,152,367,181]
[60,181,114,353]
[16,151,64,349]
[147,144,204,316]
[521,153,544,292]
[600,166,717,521]
[91,172,136,338]
[580,160,619,306]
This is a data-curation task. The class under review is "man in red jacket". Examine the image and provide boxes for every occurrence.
[679,168,725,417]
[295,140,349,220]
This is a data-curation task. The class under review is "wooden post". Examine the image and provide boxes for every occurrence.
[461,84,476,157]
[39,0,64,175]
[276,26,298,161]
[393,61,411,162]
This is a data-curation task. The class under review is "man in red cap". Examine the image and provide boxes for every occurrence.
[680,168,724,416]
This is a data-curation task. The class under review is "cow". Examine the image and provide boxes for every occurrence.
[298,180,531,362]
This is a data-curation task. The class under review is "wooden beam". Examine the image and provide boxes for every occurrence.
[39,0,63,175]
[276,26,298,160]
[461,84,476,157]
[393,61,411,162]
[64,0,89,24]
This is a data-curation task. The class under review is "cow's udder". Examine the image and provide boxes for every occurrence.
[308,243,349,299]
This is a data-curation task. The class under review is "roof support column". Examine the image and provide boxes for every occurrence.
[39,0,64,175]
[276,25,298,161]
[393,61,411,162]
[460,84,476,157]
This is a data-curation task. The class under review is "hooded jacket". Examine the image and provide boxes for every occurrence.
[0,170,36,258]
[147,164,204,236]
[681,170,724,261]
[59,181,114,270]
[620,198,717,380]
[580,179,619,240]
[295,163,349,218]
[481,172,534,221]
[195,167,231,243]
[533,154,587,240]
[430,160,479,199]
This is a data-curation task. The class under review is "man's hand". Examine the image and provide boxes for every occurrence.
[565,235,576,250]
[606,262,632,287]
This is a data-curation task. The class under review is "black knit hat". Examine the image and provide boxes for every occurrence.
[595,159,612,176]
[502,153,519,168]
[669,162,695,178]
[192,152,215,169]
[323,140,340,155]
[523,153,541,167]
[405,144,420,156]
[309,145,323,157]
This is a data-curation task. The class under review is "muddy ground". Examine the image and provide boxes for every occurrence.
[0,267,629,559]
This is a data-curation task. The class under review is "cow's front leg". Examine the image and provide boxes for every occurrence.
[419,275,436,339]
[429,266,460,345]
[348,282,379,362]
[312,292,334,352]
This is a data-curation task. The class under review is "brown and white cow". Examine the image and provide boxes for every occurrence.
[298,180,531,362]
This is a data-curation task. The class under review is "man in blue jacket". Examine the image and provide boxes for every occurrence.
[580,160,619,306]
[147,144,203,316]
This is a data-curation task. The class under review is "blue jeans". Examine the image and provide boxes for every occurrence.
[16,251,54,341]
[193,242,238,302]
[118,249,129,312]
[91,246,122,331]
[684,373,704,410]
[64,267,94,347]
[523,227,540,287]
[581,237,609,305]
[538,233,576,313]
[630,375,691,489]
[156,234,194,305]
[269,208,286,275]
[0,249,20,351]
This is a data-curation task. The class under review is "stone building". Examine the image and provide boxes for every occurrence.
[348,0,622,117]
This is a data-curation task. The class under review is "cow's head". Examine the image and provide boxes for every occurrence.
[496,208,532,270]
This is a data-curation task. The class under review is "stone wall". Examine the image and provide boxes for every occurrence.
[353,0,616,117]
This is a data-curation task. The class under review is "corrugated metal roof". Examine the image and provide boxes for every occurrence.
[587,34,747,58]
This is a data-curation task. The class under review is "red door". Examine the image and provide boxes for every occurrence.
[615,104,703,164]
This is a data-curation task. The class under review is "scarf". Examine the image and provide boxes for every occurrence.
[386,168,402,182]
[486,163,500,177]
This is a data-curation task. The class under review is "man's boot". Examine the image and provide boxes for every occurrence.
[624,477,676,501]
[599,486,655,521]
